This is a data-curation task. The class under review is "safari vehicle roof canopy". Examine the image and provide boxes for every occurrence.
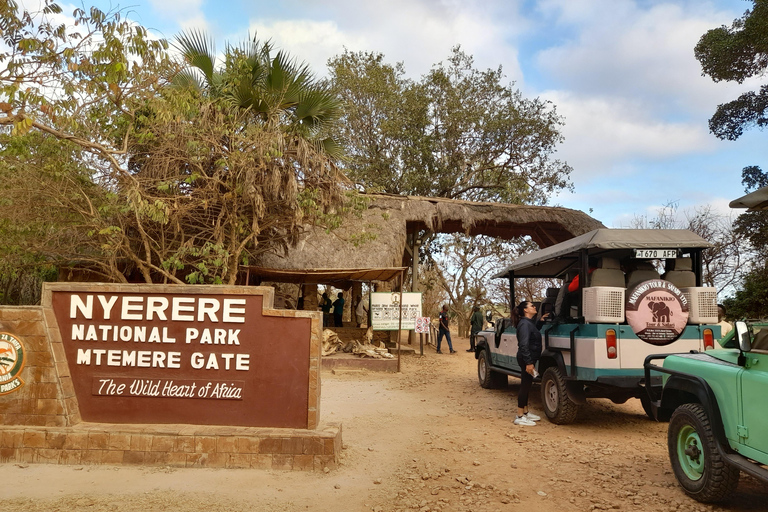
[494,229,712,279]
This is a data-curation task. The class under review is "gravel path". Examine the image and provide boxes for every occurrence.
[1,336,766,512]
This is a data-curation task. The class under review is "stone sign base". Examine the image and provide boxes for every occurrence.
[0,422,341,470]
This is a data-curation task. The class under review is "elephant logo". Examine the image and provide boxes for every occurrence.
[647,301,673,323]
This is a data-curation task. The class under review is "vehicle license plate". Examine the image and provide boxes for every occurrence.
[633,249,678,259]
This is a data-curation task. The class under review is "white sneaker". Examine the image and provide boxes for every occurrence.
[513,415,536,426]
[525,411,541,422]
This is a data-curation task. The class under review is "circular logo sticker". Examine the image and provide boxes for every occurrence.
[0,332,26,395]
[625,280,689,346]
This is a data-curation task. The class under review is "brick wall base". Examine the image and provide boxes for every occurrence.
[0,422,341,471]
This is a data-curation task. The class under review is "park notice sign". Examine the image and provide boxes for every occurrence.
[414,317,431,333]
[370,292,422,331]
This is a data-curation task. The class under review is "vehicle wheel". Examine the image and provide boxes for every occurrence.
[477,349,507,389]
[541,366,579,424]
[668,403,740,503]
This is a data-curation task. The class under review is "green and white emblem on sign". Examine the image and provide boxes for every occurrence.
[0,332,26,395]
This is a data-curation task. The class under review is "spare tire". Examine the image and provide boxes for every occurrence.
[626,279,689,346]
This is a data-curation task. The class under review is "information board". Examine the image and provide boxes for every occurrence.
[370,292,422,331]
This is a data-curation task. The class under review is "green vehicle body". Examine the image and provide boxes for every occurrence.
[644,321,768,503]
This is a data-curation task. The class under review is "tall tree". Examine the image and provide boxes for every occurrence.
[694,0,768,318]
[428,234,554,336]
[0,2,348,299]
[725,166,768,318]
[695,0,768,141]
[328,47,572,205]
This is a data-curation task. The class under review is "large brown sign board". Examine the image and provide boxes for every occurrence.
[47,284,317,428]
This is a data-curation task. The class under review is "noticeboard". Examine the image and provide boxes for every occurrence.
[414,317,431,333]
[370,292,422,331]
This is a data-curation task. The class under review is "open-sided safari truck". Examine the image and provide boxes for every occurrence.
[475,229,720,424]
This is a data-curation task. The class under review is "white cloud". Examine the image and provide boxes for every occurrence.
[245,19,365,76]
[542,90,713,180]
[243,0,528,81]
[534,0,755,118]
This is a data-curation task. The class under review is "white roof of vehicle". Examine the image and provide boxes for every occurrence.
[495,228,712,279]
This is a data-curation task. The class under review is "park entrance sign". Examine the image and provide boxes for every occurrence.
[47,283,320,429]
[0,283,343,471]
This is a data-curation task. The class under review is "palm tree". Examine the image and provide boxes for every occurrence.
[172,30,343,157]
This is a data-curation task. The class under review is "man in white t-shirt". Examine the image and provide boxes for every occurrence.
[355,296,368,327]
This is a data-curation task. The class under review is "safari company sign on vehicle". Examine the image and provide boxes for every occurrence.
[625,279,689,345]
[48,284,316,428]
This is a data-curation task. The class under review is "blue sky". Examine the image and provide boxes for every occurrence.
[80,0,768,227]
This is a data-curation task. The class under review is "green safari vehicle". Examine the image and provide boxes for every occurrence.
[644,321,768,502]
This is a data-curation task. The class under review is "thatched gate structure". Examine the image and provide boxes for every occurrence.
[250,194,604,313]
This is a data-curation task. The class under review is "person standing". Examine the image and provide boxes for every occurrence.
[355,295,368,327]
[332,292,345,328]
[717,304,732,339]
[437,304,456,354]
[320,292,332,328]
[512,300,544,426]
[468,305,483,352]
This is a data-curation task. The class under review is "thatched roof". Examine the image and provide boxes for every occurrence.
[257,194,604,272]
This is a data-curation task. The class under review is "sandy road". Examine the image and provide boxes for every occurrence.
[1,336,766,512]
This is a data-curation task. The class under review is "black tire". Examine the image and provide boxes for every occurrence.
[477,349,507,389]
[640,394,658,421]
[541,366,579,424]
[667,403,740,503]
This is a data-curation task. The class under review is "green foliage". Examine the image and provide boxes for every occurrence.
[695,0,768,140]
[723,267,768,319]
[725,166,768,317]
[328,47,572,204]
[0,4,349,298]
[173,30,343,156]
[742,165,768,191]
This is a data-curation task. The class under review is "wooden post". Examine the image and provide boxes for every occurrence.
[397,270,404,373]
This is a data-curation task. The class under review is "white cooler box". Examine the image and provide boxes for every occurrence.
[583,286,625,324]
[683,287,718,324]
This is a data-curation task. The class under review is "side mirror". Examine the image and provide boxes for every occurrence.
[735,321,752,353]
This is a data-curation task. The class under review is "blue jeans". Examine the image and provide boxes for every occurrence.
[437,329,453,352]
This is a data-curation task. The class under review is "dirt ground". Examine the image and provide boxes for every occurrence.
[1,335,766,512]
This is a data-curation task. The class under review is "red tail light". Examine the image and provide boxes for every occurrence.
[606,329,617,359]
[703,328,714,350]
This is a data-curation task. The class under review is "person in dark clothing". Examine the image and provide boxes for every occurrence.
[468,306,483,352]
[436,304,456,354]
[512,300,546,426]
[332,292,345,327]
[320,292,332,327]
